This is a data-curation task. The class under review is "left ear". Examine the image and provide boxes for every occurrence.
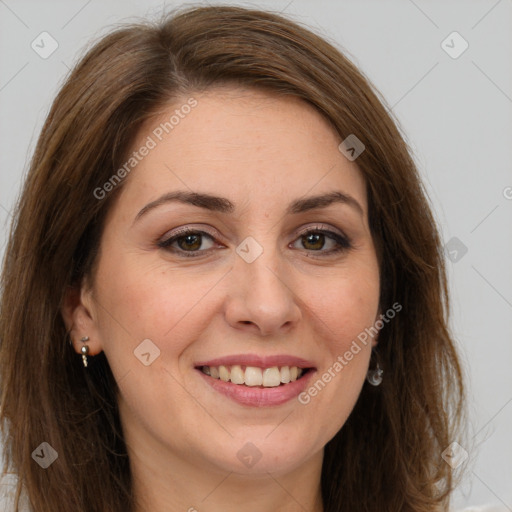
[372,311,382,349]
[61,282,104,357]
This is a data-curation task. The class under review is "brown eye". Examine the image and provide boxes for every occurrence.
[158,229,217,257]
[292,228,351,255]
[301,232,325,250]
[176,233,203,251]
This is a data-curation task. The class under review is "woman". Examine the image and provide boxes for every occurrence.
[0,4,489,511]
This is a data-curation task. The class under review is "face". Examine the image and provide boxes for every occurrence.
[69,88,380,477]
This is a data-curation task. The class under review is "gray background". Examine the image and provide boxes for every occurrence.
[0,0,511,509]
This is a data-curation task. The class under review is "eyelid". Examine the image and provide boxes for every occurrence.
[157,223,352,257]
[156,225,222,256]
[295,223,346,239]
[291,224,352,255]
[162,222,347,242]
[162,225,218,239]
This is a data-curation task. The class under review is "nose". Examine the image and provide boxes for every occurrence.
[224,245,302,337]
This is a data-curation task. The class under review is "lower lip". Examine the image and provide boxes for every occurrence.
[196,369,316,407]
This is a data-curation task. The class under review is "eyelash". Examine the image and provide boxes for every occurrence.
[157,225,352,258]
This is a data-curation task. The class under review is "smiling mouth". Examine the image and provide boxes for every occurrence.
[196,364,312,388]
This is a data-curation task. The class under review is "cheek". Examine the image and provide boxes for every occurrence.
[310,262,380,356]
[298,264,379,422]
[94,255,224,358]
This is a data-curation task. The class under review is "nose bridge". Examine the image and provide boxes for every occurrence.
[239,229,287,283]
[226,233,301,335]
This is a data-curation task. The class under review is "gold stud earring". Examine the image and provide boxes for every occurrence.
[80,336,90,367]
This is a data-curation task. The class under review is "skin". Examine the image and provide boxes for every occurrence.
[63,88,380,512]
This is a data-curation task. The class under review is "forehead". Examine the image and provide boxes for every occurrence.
[116,87,368,216]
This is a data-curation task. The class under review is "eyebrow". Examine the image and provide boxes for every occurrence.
[133,189,364,224]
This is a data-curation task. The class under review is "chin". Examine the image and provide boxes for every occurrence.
[197,429,321,476]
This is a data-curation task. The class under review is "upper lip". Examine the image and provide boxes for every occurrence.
[194,354,316,369]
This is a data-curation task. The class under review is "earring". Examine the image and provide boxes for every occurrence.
[80,336,90,368]
[366,361,383,386]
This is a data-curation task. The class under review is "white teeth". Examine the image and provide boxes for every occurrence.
[200,364,307,387]
[219,365,229,382]
[230,364,244,384]
[262,367,281,387]
[244,366,263,386]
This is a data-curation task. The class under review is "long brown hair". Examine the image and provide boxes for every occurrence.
[0,5,466,511]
